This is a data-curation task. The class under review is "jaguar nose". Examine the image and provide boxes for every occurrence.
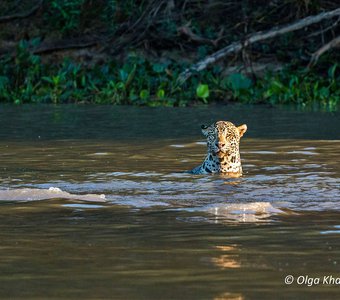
[218,142,225,148]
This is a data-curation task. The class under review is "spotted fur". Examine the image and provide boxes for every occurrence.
[190,121,247,176]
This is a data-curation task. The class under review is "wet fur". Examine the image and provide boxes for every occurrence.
[190,121,247,177]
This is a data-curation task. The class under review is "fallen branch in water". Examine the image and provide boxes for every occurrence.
[308,35,340,68]
[177,8,340,84]
[0,0,43,23]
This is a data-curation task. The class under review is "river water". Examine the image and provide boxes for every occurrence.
[0,105,339,299]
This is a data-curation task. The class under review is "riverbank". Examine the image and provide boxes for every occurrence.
[0,1,339,109]
[0,49,338,110]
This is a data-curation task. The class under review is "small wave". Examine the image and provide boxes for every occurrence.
[198,202,284,223]
[0,187,106,202]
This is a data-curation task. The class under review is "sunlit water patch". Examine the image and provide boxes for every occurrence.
[1,137,339,221]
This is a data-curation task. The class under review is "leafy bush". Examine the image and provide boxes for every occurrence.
[0,39,338,110]
[46,0,85,34]
[256,64,339,110]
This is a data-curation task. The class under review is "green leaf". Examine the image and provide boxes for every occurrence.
[116,82,125,90]
[107,80,116,88]
[152,63,166,73]
[129,90,138,102]
[52,76,60,85]
[125,64,136,88]
[81,75,86,87]
[328,64,337,79]
[157,89,165,98]
[139,89,149,100]
[196,84,210,99]
[226,73,252,90]
[0,76,9,89]
[319,87,330,99]
[271,80,285,92]
[31,55,40,65]
[119,69,128,82]
[42,76,54,84]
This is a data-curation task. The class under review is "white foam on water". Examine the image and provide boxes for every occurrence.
[0,187,106,202]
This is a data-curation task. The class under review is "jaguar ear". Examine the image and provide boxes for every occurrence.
[238,124,247,138]
[201,124,209,136]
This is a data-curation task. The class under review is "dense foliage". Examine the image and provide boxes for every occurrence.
[0,0,339,109]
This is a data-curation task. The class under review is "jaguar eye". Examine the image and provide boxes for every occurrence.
[201,124,208,129]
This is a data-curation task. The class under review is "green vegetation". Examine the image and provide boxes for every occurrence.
[0,1,339,109]
[0,41,338,109]
[0,38,338,108]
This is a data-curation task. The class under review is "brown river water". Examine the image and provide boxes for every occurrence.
[0,105,339,299]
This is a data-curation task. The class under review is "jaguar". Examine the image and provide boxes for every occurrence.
[190,121,247,177]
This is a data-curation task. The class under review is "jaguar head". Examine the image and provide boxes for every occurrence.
[201,121,247,158]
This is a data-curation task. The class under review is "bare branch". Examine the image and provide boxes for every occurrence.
[0,0,43,23]
[0,37,100,59]
[307,17,340,38]
[33,39,99,55]
[178,23,220,46]
[308,35,340,68]
[177,8,340,84]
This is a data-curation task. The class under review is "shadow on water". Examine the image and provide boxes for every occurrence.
[0,104,339,299]
[0,104,339,140]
